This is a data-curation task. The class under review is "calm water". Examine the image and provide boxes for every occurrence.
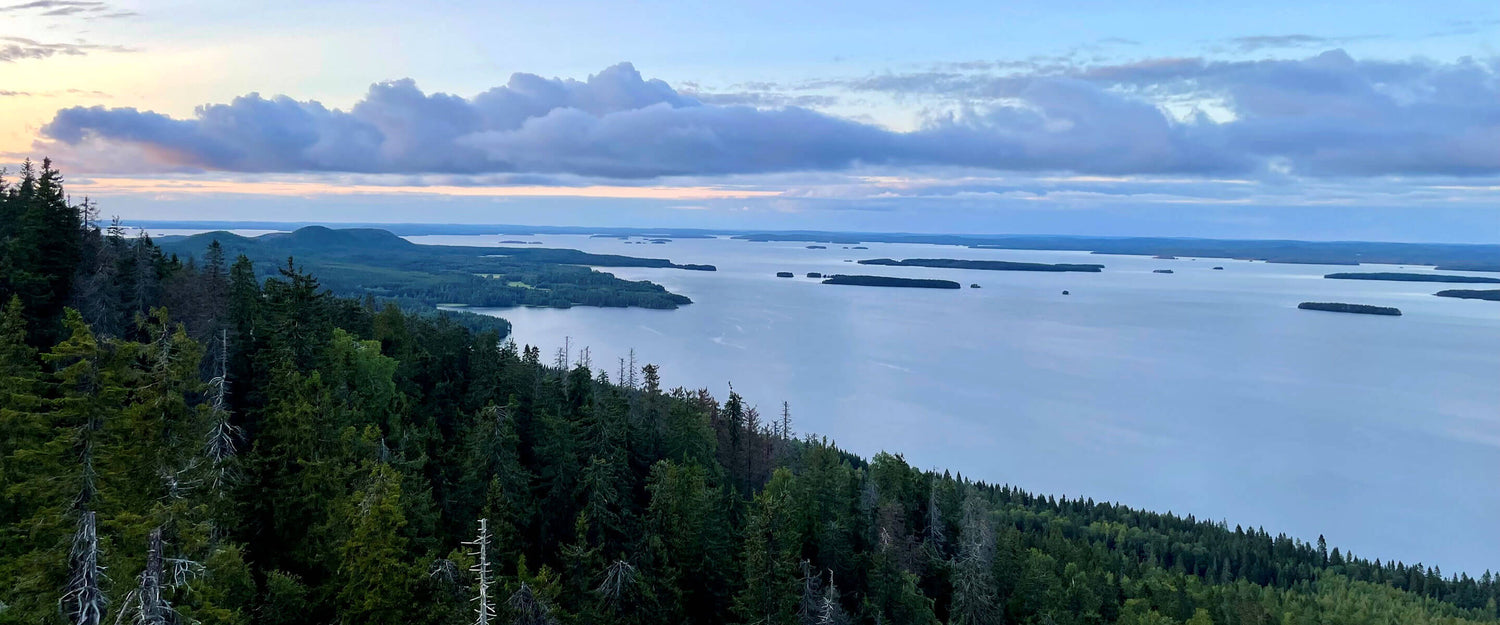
[420,234,1500,573]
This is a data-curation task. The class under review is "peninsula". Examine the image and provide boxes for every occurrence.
[1325,272,1500,284]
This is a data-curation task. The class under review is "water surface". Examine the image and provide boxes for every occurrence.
[415,234,1500,573]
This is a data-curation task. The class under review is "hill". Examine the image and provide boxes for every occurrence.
[160,226,707,310]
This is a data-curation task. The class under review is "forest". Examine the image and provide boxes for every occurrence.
[1322,273,1500,284]
[157,227,705,312]
[4,159,1500,625]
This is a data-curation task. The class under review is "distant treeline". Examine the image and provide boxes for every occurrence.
[732,233,1500,270]
[859,258,1104,272]
[1325,273,1500,284]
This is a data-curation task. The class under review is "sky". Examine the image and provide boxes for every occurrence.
[2,0,1499,241]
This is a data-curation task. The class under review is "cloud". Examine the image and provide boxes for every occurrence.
[1221,34,1379,54]
[38,54,1500,179]
[0,36,131,62]
[0,0,134,17]
[683,90,840,109]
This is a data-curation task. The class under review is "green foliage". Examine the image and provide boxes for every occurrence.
[157,226,695,311]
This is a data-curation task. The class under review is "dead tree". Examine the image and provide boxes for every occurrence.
[60,511,106,625]
[114,528,171,625]
[506,583,556,625]
[949,492,999,625]
[595,559,637,612]
[465,519,496,625]
[203,330,241,493]
[924,483,946,554]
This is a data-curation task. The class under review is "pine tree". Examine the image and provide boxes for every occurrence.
[335,464,416,625]
[736,469,802,625]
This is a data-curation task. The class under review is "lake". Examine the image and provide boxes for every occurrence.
[420,233,1500,573]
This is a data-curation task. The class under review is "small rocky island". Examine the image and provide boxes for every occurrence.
[1153,269,1174,274]
[1324,272,1500,284]
[1435,289,1500,301]
[970,283,981,288]
[822,275,962,289]
[806,245,827,249]
[776,271,794,278]
[1298,302,1402,316]
[807,272,823,278]
[1212,266,1224,270]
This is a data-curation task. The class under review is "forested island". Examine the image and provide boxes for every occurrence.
[859,258,1104,272]
[1436,289,1500,301]
[823,274,963,289]
[1298,302,1404,316]
[155,227,712,311]
[1325,273,1500,284]
[5,161,1500,625]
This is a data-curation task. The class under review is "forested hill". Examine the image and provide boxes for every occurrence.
[4,160,1500,625]
[156,226,707,311]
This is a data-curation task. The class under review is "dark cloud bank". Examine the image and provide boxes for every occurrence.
[40,53,1500,179]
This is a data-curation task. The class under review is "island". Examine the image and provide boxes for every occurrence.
[1298,302,1403,316]
[730,232,1500,269]
[776,271,795,278]
[859,258,1103,272]
[1153,269,1174,274]
[1435,289,1500,301]
[807,272,823,278]
[676,263,717,271]
[822,275,962,289]
[1324,272,1500,284]
[807,245,828,249]
[970,283,981,288]
[1062,290,1070,295]
[1213,266,1224,270]
[1154,255,1177,259]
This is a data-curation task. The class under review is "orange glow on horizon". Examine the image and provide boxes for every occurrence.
[67,177,783,201]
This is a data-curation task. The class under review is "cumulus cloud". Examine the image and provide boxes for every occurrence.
[38,54,1500,179]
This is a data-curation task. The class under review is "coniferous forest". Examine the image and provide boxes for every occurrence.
[4,160,1500,625]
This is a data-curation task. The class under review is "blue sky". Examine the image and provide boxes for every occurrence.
[2,0,1498,240]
